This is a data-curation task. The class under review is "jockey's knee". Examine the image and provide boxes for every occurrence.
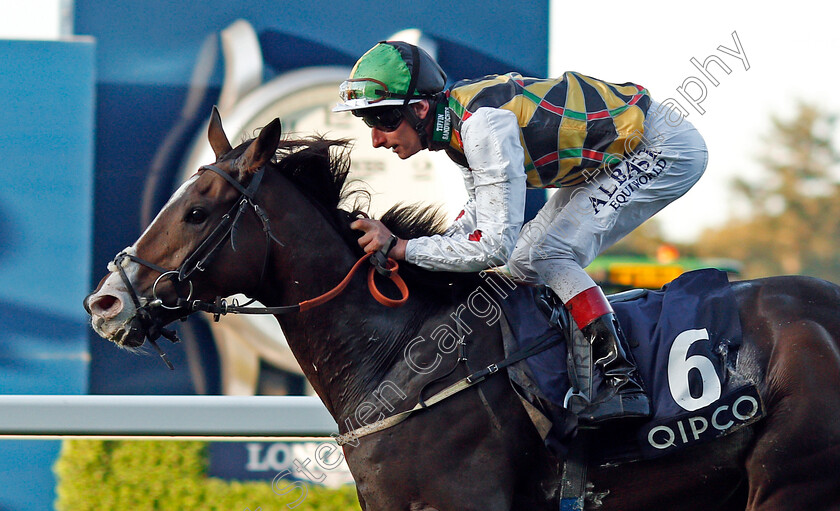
[529,243,579,269]
[506,251,540,284]
[517,222,549,258]
[528,246,597,301]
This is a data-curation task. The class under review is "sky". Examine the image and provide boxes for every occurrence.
[550,0,840,242]
[0,0,67,39]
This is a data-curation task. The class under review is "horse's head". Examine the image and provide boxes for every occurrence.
[85,107,282,349]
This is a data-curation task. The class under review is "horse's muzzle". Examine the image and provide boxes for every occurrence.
[115,316,149,348]
[86,286,146,347]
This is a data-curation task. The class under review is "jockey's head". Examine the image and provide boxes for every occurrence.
[334,41,446,157]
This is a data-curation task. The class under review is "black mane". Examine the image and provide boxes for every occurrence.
[270,135,449,239]
[266,135,482,289]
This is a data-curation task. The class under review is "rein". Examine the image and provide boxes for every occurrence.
[187,252,408,316]
[111,163,409,369]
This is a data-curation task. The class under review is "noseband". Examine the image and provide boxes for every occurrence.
[106,163,408,370]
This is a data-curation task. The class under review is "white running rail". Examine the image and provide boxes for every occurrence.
[0,395,337,439]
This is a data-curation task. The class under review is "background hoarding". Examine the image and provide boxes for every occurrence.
[0,1,549,507]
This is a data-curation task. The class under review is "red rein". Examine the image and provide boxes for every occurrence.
[299,253,409,312]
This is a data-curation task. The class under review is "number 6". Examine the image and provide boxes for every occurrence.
[668,328,722,411]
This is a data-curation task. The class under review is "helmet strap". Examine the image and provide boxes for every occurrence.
[403,105,430,149]
[402,44,421,108]
[402,44,431,148]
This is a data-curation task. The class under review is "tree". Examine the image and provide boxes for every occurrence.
[695,102,840,281]
[604,217,669,257]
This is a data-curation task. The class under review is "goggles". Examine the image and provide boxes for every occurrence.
[354,106,406,132]
[339,78,391,107]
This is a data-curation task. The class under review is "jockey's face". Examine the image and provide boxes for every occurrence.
[370,101,429,160]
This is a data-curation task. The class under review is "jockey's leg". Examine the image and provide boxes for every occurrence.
[531,243,651,422]
[565,284,651,423]
[516,188,651,423]
[518,103,708,424]
[507,227,542,285]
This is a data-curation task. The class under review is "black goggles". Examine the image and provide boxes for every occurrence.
[354,106,406,132]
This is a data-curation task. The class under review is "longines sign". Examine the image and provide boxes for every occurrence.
[209,441,354,488]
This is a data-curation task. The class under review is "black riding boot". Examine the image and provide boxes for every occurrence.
[578,313,651,424]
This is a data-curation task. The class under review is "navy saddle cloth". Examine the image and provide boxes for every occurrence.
[499,268,763,462]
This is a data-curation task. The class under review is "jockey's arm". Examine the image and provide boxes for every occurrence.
[443,165,478,237]
[405,108,527,272]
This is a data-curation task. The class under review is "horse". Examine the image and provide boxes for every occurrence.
[85,109,840,510]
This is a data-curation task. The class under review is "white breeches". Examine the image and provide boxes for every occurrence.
[507,102,708,303]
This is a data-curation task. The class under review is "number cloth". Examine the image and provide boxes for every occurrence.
[501,268,762,462]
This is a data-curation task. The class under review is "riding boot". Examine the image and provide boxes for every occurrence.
[578,313,651,424]
[564,286,651,425]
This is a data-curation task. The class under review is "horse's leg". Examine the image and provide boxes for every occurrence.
[346,376,556,511]
[348,391,517,511]
[741,289,840,510]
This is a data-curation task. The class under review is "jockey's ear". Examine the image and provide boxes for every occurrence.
[238,117,282,175]
[413,100,431,120]
[208,106,233,159]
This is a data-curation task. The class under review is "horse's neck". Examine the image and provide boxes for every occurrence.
[251,200,420,420]
[270,282,426,421]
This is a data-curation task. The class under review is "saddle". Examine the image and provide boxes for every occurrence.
[493,268,764,464]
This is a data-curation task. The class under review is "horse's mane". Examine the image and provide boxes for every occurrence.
[266,135,482,289]
[270,137,447,237]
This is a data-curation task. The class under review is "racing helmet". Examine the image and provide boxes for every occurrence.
[333,41,447,112]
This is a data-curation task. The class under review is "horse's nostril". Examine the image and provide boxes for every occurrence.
[89,294,123,319]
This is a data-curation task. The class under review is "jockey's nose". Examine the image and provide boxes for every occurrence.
[371,127,387,148]
[87,292,124,320]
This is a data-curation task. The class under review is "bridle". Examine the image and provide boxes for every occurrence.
[102,162,408,369]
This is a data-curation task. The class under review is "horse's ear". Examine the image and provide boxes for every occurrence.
[238,117,282,174]
[208,106,233,159]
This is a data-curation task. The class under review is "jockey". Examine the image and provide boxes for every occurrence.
[334,41,708,424]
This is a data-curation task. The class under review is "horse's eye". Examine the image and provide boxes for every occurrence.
[185,208,208,224]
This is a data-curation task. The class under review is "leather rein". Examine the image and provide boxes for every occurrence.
[109,163,408,369]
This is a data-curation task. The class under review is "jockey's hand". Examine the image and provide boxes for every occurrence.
[350,218,407,260]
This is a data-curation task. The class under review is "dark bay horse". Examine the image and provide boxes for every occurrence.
[85,109,840,510]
